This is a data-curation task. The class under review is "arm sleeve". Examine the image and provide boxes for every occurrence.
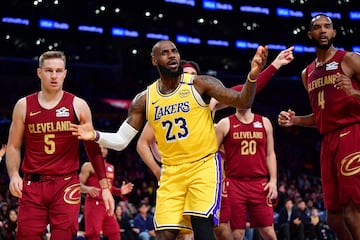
[83,140,107,180]
[231,64,278,93]
[97,121,139,151]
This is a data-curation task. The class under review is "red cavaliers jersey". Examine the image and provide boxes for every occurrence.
[85,163,115,200]
[223,114,268,179]
[305,50,360,134]
[22,91,79,175]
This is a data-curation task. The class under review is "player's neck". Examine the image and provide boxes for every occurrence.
[235,110,253,123]
[38,90,64,109]
[315,46,336,67]
[158,75,181,94]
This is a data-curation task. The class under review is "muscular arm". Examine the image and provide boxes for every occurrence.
[79,162,100,197]
[264,117,276,183]
[197,46,267,110]
[6,98,26,198]
[278,70,316,128]
[136,122,161,180]
[211,46,294,113]
[215,117,230,148]
[334,51,360,99]
[94,91,146,151]
[74,97,114,215]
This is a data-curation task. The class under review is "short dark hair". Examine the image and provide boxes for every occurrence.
[181,60,201,74]
[309,14,333,30]
[137,201,148,209]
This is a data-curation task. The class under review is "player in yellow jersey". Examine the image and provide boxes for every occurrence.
[71,40,268,240]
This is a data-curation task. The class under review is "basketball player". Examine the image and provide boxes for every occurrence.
[80,144,134,240]
[216,108,278,240]
[5,51,114,239]
[71,40,268,240]
[278,14,360,239]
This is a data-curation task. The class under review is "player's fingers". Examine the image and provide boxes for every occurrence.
[104,200,111,215]
[108,199,115,216]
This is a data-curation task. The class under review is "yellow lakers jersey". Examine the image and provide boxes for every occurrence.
[146,73,218,165]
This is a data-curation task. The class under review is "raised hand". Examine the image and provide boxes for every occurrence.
[272,46,295,69]
[250,45,269,79]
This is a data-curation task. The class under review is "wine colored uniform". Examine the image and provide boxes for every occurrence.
[84,162,120,240]
[305,50,360,210]
[220,114,274,228]
[17,91,81,239]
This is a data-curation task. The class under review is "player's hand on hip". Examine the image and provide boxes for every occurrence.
[9,175,23,198]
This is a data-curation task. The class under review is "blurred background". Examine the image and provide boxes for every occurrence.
[0,0,359,237]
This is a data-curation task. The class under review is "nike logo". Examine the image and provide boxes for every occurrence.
[29,111,41,116]
[64,176,72,181]
[340,131,351,138]
[152,99,160,105]
[233,124,242,128]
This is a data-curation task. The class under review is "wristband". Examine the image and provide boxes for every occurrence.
[93,130,100,142]
[247,73,257,83]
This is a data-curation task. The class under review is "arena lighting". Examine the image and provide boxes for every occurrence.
[276,8,304,17]
[1,17,29,25]
[39,19,69,30]
[311,11,341,19]
[293,45,316,53]
[207,40,229,47]
[176,35,201,44]
[146,33,169,40]
[111,27,139,37]
[353,46,360,52]
[267,44,287,50]
[202,0,233,11]
[164,0,195,7]
[239,6,270,15]
[349,11,360,20]
[78,25,103,34]
[235,40,259,49]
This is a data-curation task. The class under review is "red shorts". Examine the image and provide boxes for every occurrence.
[17,173,80,239]
[220,177,274,229]
[84,197,120,239]
[321,123,360,211]
[219,178,230,223]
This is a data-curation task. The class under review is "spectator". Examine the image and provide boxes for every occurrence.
[277,198,305,240]
[132,201,155,240]
[115,204,136,240]
[1,208,17,240]
[295,199,313,238]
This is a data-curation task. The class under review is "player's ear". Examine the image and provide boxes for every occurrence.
[307,31,312,40]
[151,56,157,67]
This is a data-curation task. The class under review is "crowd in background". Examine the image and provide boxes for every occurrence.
[0,114,335,239]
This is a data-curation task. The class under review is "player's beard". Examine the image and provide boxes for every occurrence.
[312,36,334,50]
[158,64,183,78]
